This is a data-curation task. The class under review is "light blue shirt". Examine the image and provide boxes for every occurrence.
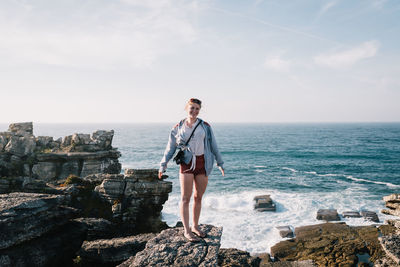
[159,118,224,176]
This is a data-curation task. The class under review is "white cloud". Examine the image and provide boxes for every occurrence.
[313,41,379,68]
[264,52,292,72]
[0,0,202,69]
[317,1,337,18]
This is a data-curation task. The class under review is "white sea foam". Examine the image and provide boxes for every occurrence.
[345,175,400,188]
[282,167,298,172]
[302,170,400,188]
[304,171,317,175]
[161,188,395,254]
[254,165,267,168]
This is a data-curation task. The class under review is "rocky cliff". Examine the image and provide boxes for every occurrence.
[0,122,121,191]
[0,122,173,267]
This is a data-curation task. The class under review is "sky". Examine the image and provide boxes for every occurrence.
[0,0,399,123]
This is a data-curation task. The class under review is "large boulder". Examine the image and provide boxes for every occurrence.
[316,209,340,221]
[119,225,222,267]
[254,195,276,212]
[4,135,36,157]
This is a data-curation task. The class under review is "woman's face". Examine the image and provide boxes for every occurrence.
[187,103,201,119]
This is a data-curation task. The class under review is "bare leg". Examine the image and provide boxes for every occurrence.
[192,174,208,236]
[179,172,198,239]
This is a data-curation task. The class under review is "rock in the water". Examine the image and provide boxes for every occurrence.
[78,233,156,266]
[218,248,261,267]
[342,211,362,218]
[121,225,222,267]
[254,195,276,212]
[379,234,400,265]
[361,210,379,223]
[316,209,340,221]
[276,226,294,238]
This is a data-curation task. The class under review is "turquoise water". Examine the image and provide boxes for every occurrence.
[3,122,400,253]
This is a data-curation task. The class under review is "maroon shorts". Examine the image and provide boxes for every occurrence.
[180,155,206,176]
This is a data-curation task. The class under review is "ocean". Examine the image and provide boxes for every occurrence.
[2,122,400,254]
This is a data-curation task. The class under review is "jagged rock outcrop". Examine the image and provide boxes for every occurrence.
[94,169,173,234]
[118,224,223,267]
[375,194,400,266]
[0,122,121,191]
[78,233,156,266]
[382,193,400,217]
[0,192,87,267]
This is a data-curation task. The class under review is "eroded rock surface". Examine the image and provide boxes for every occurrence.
[218,248,261,267]
[78,233,156,266]
[94,169,173,234]
[0,192,87,267]
[0,192,76,249]
[379,235,400,265]
[119,225,223,267]
[270,222,395,266]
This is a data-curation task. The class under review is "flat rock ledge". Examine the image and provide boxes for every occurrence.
[118,224,223,267]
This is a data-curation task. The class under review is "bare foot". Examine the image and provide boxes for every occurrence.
[191,226,206,238]
[183,232,200,242]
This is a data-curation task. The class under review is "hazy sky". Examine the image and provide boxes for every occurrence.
[1,0,399,123]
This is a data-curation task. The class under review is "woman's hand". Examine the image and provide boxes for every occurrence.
[158,171,163,180]
[219,166,225,176]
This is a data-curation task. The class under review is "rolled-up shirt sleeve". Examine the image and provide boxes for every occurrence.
[209,126,224,169]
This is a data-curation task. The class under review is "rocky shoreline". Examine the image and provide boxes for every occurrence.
[1,122,400,266]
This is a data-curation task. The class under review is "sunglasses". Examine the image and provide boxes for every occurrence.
[189,98,202,105]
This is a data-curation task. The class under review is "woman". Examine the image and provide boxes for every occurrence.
[158,98,225,242]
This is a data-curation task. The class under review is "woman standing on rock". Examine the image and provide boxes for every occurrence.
[158,98,225,242]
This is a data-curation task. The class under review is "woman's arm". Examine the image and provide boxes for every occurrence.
[159,125,178,174]
[209,125,224,169]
